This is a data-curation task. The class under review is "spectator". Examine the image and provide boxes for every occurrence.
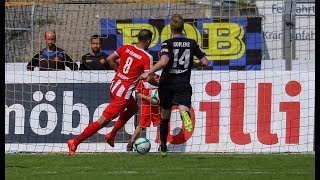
[79,35,112,70]
[27,30,78,71]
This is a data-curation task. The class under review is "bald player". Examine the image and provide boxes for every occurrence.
[67,29,158,156]
[27,30,78,71]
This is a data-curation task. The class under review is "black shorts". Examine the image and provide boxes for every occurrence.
[158,83,192,109]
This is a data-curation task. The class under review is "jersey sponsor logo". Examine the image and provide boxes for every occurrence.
[169,69,188,74]
[86,60,93,62]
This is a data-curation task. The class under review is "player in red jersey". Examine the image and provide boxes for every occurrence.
[126,74,161,151]
[67,29,158,156]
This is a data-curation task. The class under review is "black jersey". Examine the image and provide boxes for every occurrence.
[27,47,78,71]
[159,35,206,84]
[79,52,111,70]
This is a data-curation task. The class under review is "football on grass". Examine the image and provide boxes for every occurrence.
[134,138,151,155]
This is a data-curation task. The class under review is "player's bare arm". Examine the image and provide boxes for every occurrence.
[136,90,158,105]
[136,92,145,100]
[140,55,169,80]
[137,92,151,102]
[193,57,209,68]
[146,74,159,87]
[106,52,120,72]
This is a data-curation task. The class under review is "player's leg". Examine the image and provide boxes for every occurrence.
[105,95,138,147]
[67,113,112,156]
[152,106,161,151]
[67,90,128,156]
[173,84,193,132]
[159,108,171,156]
[179,105,192,132]
[127,126,143,151]
[127,105,151,151]
[158,85,173,156]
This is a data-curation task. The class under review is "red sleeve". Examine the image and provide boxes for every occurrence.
[143,55,151,71]
[136,81,143,93]
[115,45,126,57]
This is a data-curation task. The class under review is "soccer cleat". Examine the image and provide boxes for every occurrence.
[67,139,77,156]
[104,133,115,147]
[159,144,167,157]
[181,111,193,132]
[126,141,133,151]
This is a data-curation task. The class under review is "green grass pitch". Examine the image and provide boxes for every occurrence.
[6,153,314,180]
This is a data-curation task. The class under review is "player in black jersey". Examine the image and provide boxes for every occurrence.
[79,35,112,70]
[27,30,78,71]
[141,14,209,156]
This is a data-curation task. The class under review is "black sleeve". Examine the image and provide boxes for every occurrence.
[79,55,87,70]
[26,53,40,71]
[194,42,206,60]
[102,54,112,70]
[159,40,170,58]
[64,52,78,70]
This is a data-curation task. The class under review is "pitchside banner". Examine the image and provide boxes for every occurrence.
[5,71,314,153]
[100,18,262,70]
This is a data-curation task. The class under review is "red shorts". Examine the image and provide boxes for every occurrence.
[102,93,137,120]
[138,104,161,127]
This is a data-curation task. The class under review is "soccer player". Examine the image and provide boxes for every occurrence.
[67,29,158,156]
[27,30,78,71]
[140,14,209,156]
[126,74,161,151]
[79,35,112,70]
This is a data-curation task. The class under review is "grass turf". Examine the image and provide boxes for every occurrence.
[5,153,314,180]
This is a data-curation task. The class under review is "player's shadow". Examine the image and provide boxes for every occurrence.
[167,127,186,152]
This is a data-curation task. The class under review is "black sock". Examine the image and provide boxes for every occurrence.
[160,118,169,146]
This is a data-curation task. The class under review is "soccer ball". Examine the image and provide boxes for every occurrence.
[133,138,151,155]
[150,89,159,103]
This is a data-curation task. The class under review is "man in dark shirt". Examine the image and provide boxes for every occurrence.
[27,30,78,71]
[140,14,209,156]
[79,35,112,70]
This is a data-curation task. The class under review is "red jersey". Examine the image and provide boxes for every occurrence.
[111,45,152,100]
[136,74,161,127]
[136,74,160,105]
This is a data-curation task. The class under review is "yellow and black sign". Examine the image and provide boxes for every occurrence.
[100,18,262,70]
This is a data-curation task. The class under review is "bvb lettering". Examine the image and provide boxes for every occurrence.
[116,22,245,60]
